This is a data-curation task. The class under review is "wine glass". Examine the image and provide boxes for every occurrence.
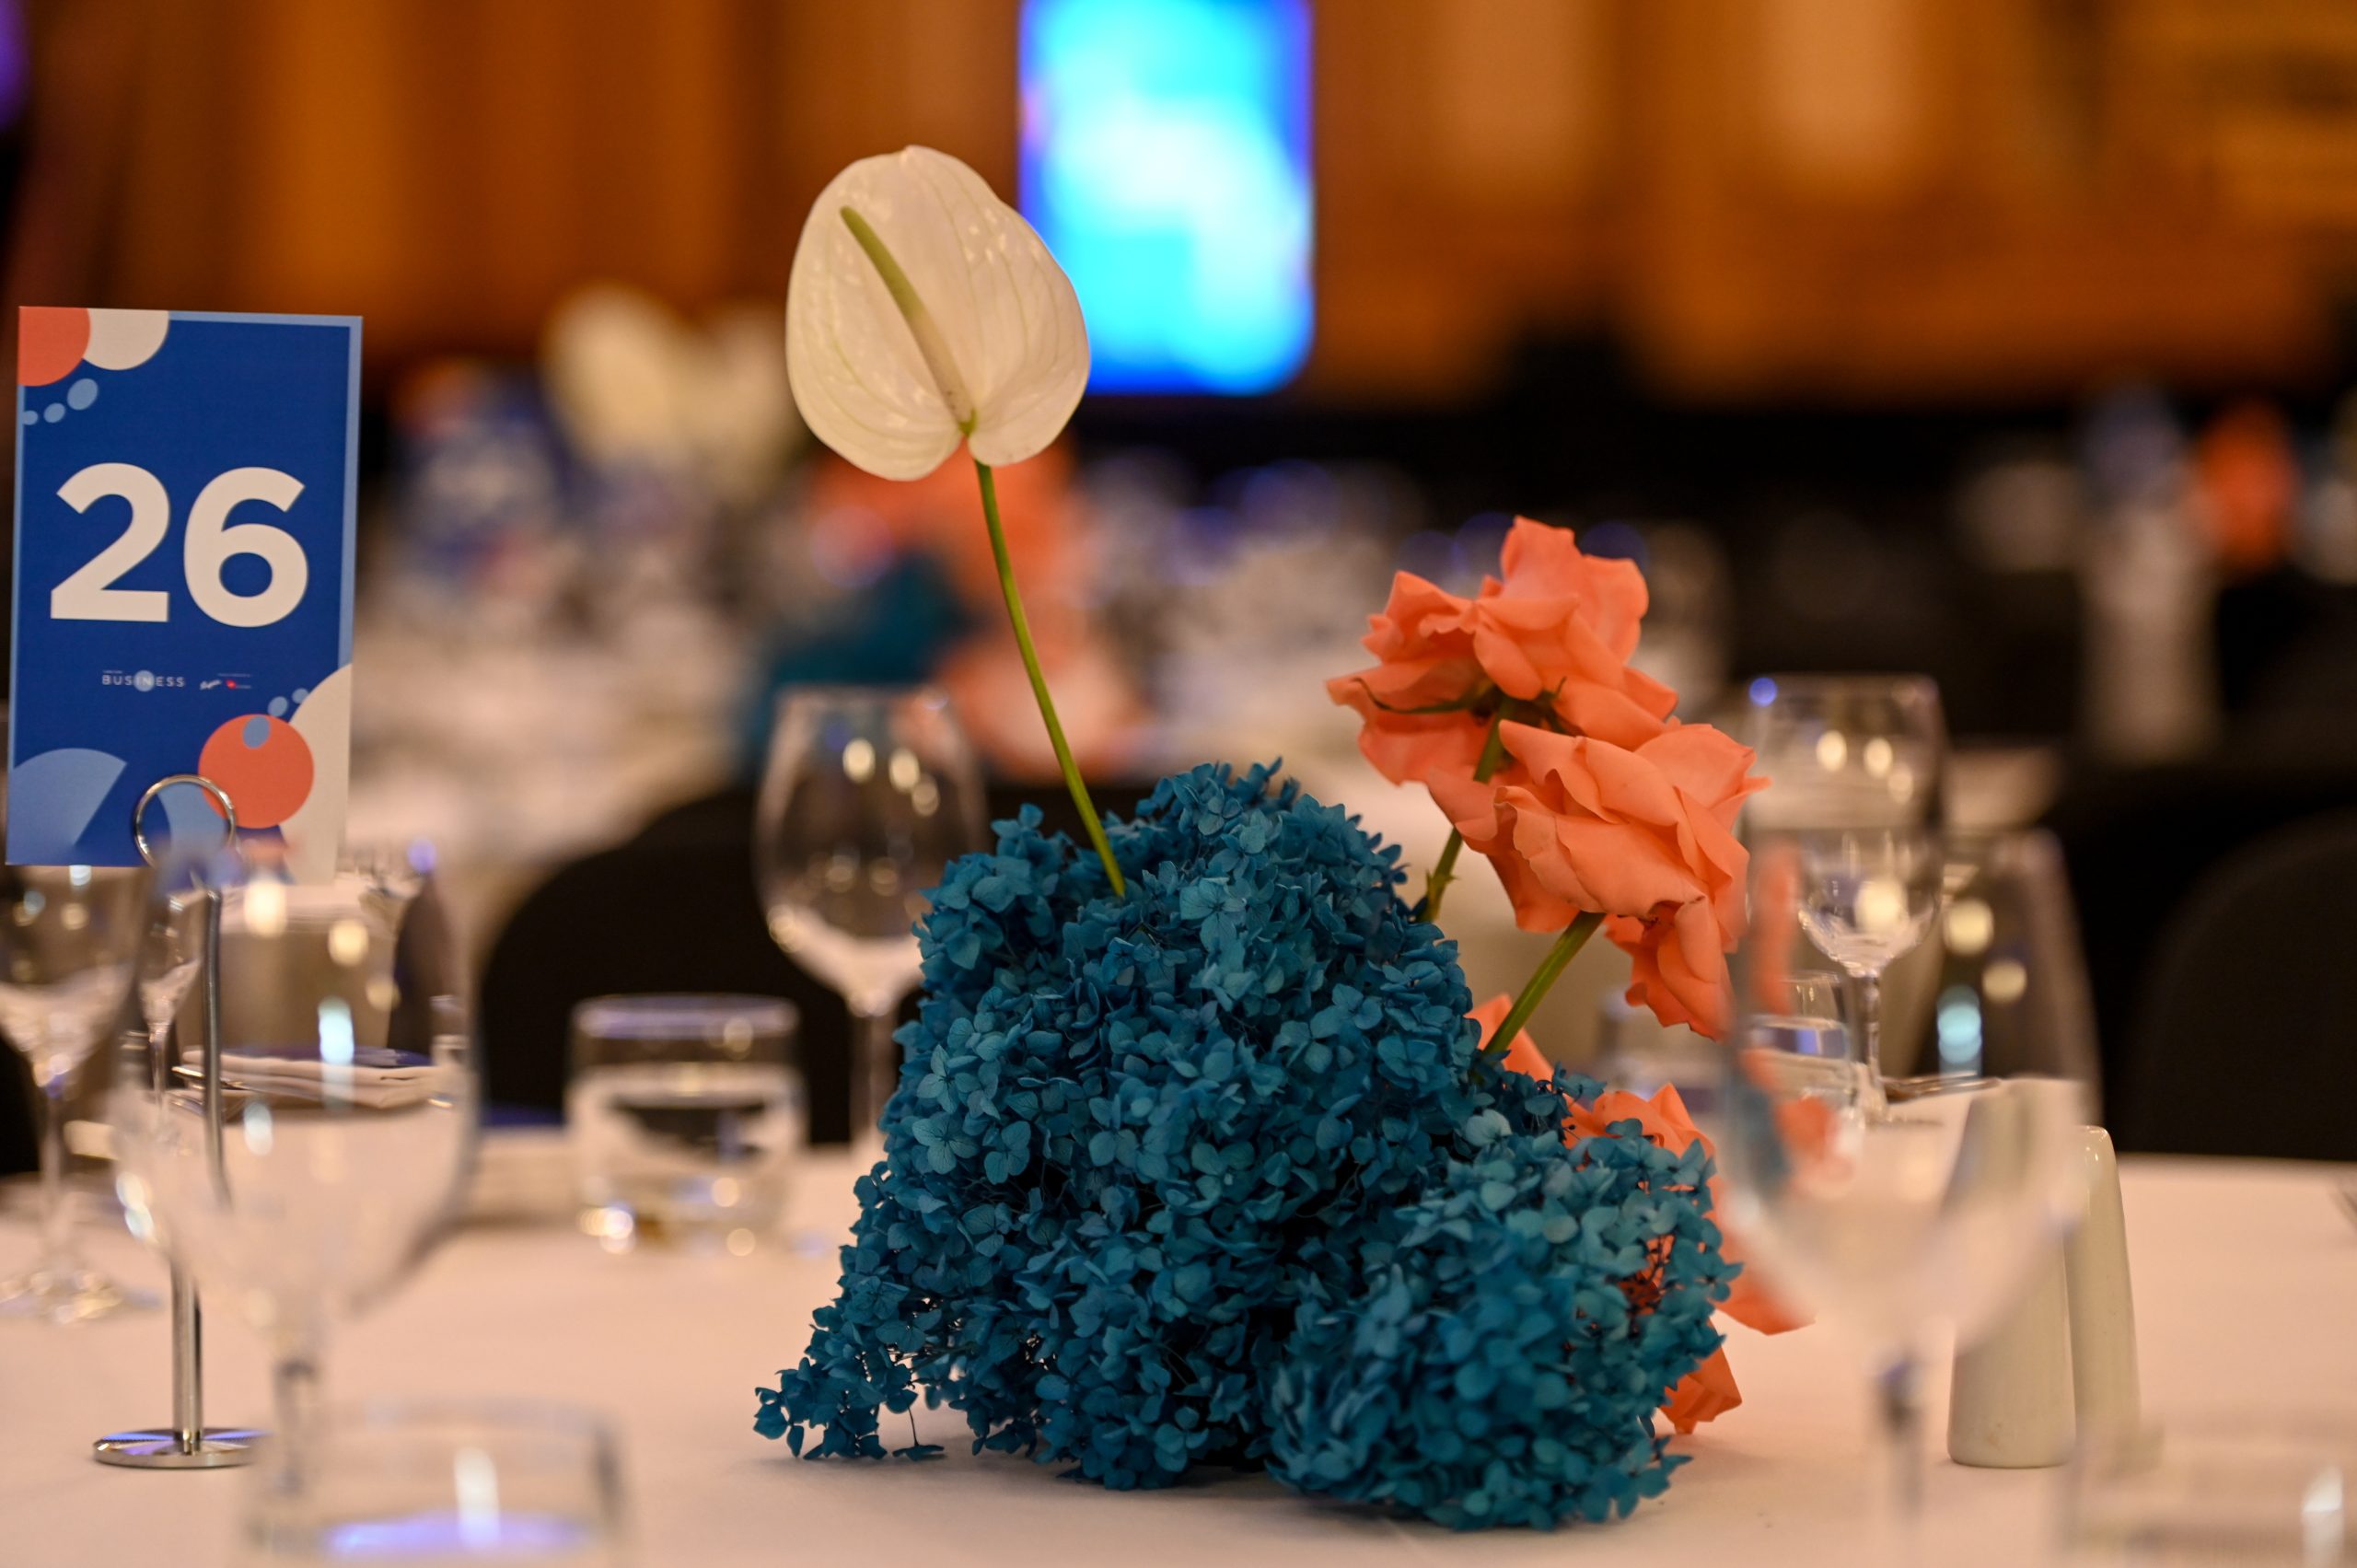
[754,686,984,1144]
[234,1400,628,1565]
[1742,673,1946,831]
[1713,828,2096,1556]
[1792,826,1945,1109]
[0,861,157,1322]
[110,844,475,1499]
[1745,674,1948,1102]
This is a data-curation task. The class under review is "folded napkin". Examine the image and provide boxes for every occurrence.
[184,1048,452,1110]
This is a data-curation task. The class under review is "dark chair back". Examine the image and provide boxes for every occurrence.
[477,778,1146,1147]
[476,830,860,1144]
[2119,809,2357,1160]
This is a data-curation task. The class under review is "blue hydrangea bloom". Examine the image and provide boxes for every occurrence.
[1268,1119,1734,1527]
[755,761,1728,1527]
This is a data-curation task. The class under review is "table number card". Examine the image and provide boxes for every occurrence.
[8,308,359,872]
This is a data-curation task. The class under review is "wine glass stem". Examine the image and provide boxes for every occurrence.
[1857,1348,1933,1556]
[852,1005,900,1143]
[1875,1351,1927,1565]
[270,1318,325,1493]
[1856,971,1889,1111]
[35,1071,80,1283]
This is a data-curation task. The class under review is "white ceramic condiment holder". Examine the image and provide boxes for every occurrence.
[1947,1125,2141,1469]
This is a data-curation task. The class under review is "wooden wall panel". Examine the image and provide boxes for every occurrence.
[21,0,2357,402]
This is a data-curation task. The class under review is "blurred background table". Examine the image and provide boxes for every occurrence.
[1,1144,2349,1567]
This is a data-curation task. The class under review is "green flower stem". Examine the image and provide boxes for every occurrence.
[974,459,1126,897]
[1422,714,1508,923]
[1486,912,1605,1056]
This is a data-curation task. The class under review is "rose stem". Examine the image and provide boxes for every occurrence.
[1422,713,1507,922]
[1485,911,1606,1055]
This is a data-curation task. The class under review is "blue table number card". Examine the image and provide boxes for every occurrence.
[9,308,358,871]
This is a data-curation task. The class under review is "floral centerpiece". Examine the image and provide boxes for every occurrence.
[756,146,1781,1528]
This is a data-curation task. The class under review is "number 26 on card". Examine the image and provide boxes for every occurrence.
[53,462,310,628]
[8,308,358,868]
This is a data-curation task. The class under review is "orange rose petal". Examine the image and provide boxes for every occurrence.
[1661,1347,1743,1433]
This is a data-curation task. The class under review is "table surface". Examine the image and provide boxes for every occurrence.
[3,1144,2351,1567]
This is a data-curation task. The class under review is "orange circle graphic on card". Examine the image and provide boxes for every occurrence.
[18,308,90,387]
[198,714,315,830]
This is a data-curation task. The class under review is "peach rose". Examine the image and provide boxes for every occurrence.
[1433,721,1765,1039]
[1326,519,1678,785]
[1661,1349,1743,1433]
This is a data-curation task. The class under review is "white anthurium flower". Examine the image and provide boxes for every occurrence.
[786,145,1089,481]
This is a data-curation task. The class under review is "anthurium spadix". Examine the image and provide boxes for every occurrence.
[784,146,1123,893]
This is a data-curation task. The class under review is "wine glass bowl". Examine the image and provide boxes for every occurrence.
[0,862,157,1323]
[1743,673,1946,831]
[1714,825,2098,1544]
[233,1400,629,1566]
[110,846,474,1489]
[754,686,983,1138]
[1793,828,1945,980]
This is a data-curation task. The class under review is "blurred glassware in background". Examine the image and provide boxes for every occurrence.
[1743,674,1948,1104]
[1579,519,1734,715]
[1594,985,1725,1120]
[1956,448,2088,577]
[0,861,156,1323]
[1916,832,2097,1089]
[2303,391,2357,587]
[1743,673,1947,831]
[755,687,984,1144]
[2059,1417,2356,1567]
[139,882,207,1054]
[233,1399,627,1566]
[352,287,801,900]
[1792,825,1945,1109]
[111,845,475,1500]
[567,994,804,1256]
[1703,969,1850,1113]
[1715,827,2096,1553]
[1139,459,1413,781]
[2080,386,2221,763]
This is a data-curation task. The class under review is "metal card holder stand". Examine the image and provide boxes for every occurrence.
[92,774,265,1469]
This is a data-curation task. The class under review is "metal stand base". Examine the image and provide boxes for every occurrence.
[105,779,254,1477]
[92,1427,266,1469]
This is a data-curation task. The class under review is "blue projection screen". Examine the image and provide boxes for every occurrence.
[1020,0,1312,395]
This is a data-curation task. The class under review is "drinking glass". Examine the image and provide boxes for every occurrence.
[0,861,156,1322]
[1596,991,1706,1109]
[567,993,805,1253]
[140,886,208,1048]
[2059,1415,2357,1566]
[1793,826,1945,1105]
[110,844,475,1496]
[754,687,983,1142]
[1742,673,1947,831]
[233,1400,628,1565]
[1714,828,2097,1556]
[1744,674,1949,1106]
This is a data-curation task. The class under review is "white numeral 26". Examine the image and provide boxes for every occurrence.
[51,461,309,628]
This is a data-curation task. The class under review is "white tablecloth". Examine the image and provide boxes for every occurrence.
[3,1147,2351,1567]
